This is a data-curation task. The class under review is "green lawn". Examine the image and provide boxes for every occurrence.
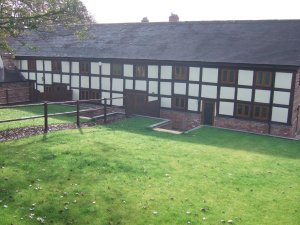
[0,117,299,225]
[0,104,88,131]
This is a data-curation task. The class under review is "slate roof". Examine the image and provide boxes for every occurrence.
[9,20,300,67]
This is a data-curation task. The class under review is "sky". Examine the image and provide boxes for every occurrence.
[81,0,300,23]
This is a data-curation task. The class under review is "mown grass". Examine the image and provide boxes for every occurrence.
[0,117,299,225]
[0,104,88,131]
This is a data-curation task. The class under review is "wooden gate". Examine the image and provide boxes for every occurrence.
[125,90,159,117]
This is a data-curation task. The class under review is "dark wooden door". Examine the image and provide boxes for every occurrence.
[203,101,214,125]
[125,90,159,117]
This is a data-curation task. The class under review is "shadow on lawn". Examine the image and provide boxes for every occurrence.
[104,117,300,159]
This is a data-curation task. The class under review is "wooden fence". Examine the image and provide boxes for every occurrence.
[0,97,124,133]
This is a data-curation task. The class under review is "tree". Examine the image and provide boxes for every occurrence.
[0,0,93,52]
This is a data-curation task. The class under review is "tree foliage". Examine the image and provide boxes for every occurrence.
[0,0,93,52]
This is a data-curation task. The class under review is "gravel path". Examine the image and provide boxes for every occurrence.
[0,115,125,142]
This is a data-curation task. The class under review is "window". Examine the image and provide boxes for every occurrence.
[28,60,36,71]
[173,66,187,80]
[253,105,269,121]
[80,90,89,100]
[90,90,100,99]
[79,62,89,74]
[112,63,122,76]
[44,85,52,93]
[220,69,237,84]
[172,96,187,110]
[135,65,147,78]
[52,61,61,73]
[236,103,251,118]
[255,71,272,87]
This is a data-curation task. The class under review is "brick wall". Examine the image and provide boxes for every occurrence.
[214,116,295,138]
[160,109,201,131]
[0,81,34,104]
[292,68,300,135]
[214,116,269,134]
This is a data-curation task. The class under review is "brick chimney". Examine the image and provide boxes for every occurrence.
[169,13,179,22]
[141,17,149,23]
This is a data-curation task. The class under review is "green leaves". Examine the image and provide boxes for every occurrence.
[0,0,93,52]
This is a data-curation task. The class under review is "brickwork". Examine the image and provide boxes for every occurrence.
[160,109,201,131]
[159,109,296,138]
[292,69,300,134]
[214,117,269,134]
[0,81,34,104]
[214,116,295,138]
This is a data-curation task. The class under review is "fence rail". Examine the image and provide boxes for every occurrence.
[0,97,125,133]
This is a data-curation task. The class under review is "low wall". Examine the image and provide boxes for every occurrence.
[160,109,201,131]
[0,81,34,104]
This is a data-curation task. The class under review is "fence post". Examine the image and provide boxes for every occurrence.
[44,102,48,133]
[5,89,9,104]
[104,98,107,124]
[76,100,80,127]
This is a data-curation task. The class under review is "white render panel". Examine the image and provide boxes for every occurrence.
[202,68,218,83]
[71,75,79,88]
[274,72,293,89]
[101,92,111,104]
[148,96,158,101]
[238,70,253,86]
[44,60,51,71]
[44,73,52,85]
[125,79,133,89]
[174,82,187,95]
[53,74,60,83]
[124,64,133,77]
[37,73,43,84]
[15,60,20,69]
[62,75,70,84]
[160,82,172,95]
[148,65,159,78]
[255,90,271,103]
[201,85,217,99]
[112,93,123,106]
[220,86,235,99]
[21,60,28,70]
[161,65,172,79]
[148,81,158,94]
[72,89,80,100]
[101,63,110,75]
[29,72,36,80]
[188,83,199,97]
[188,99,198,111]
[37,85,44,92]
[237,88,252,101]
[22,72,28,79]
[112,78,124,91]
[91,77,100,89]
[91,62,100,74]
[135,80,147,91]
[62,61,70,73]
[161,97,171,108]
[101,77,110,90]
[36,60,43,71]
[189,67,200,81]
[271,107,289,123]
[219,101,234,116]
[273,91,290,105]
[81,76,89,88]
[71,62,79,74]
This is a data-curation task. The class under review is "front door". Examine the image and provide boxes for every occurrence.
[203,101,214,125]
